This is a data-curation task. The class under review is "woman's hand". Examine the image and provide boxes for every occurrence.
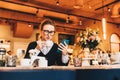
[36,40,46,50]
[58,41,68,55]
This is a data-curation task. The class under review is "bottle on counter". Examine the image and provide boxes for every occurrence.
[6,51,17,67]
[0,40,6,67]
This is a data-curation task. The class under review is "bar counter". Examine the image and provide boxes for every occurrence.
[0,65,120,80]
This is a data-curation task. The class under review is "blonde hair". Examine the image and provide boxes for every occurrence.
[40,19,55,30]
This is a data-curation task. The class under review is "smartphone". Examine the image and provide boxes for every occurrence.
[61,39,69,45]
[57,39,69,53]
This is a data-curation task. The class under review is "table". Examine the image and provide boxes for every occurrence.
[0,65,120,80]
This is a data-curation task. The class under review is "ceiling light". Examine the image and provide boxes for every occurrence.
[66,15,70,23]
[36,9,39,14]
[102,18,106,40]
[36,8,39,17]
[56,0,59,5]
[88,6,92,9]
[79,21,82,25]
[93,20,96,24]
[102,0,107,40]
[107,7,111,12]
[28,23,32,27]
[73,0,81,9]
[73,5,80,9]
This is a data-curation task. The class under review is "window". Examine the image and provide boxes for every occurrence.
[110,33,120,53]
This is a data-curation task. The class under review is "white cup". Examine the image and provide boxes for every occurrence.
[92,60,98,65]
[31,56,48,67]
[20,59,31,67]
[39,59,48,67]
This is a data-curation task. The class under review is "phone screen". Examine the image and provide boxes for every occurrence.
[61,39,69,45]
[57,39,69,53]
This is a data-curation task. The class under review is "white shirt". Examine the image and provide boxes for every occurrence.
[29,41,68,64]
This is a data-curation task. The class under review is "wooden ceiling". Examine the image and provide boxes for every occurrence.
[0,0,120,25]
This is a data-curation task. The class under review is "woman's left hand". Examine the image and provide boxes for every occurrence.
[58,41,68,55]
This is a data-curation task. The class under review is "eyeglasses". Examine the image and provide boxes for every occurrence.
[43,30,55,36]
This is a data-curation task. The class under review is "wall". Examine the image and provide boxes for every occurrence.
[0,24,39,54]
[0,24,76,55]
[0,20,120,55]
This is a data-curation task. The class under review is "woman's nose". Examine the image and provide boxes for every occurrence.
[47,33,51,37]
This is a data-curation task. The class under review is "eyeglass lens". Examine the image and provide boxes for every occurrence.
[43,30,55,35]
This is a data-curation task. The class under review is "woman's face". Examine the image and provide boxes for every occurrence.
[41,24,55,41]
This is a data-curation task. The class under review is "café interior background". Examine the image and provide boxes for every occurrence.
[0,0,119,56]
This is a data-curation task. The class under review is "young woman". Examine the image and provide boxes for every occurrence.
[24,19,69,66]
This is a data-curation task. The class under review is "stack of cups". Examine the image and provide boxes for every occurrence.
[6,55,17,67]
[73,58,82,67]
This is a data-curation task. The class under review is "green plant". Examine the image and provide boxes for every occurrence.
[76,28,101,51]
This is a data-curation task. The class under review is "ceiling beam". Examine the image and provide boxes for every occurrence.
[1,0,120,25]
[95,0,120,11]
[3,0,70,13]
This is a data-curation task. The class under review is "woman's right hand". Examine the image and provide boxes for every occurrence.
[36,44,41,50]
[36,40,46,50]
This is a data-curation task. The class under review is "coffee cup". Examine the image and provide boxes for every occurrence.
[73,58,82,67]
[20,59,31,67]
[31,56,48,67]
[6,55,17,67]
[38,58,48,67]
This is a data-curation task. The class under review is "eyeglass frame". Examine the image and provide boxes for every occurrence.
[42,30,55,36]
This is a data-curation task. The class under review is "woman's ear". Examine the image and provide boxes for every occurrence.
[36,33,41,41]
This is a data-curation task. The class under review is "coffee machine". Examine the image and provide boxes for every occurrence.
[0,40,6,66]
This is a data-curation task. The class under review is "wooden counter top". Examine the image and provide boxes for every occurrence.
[1,65,120,71]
